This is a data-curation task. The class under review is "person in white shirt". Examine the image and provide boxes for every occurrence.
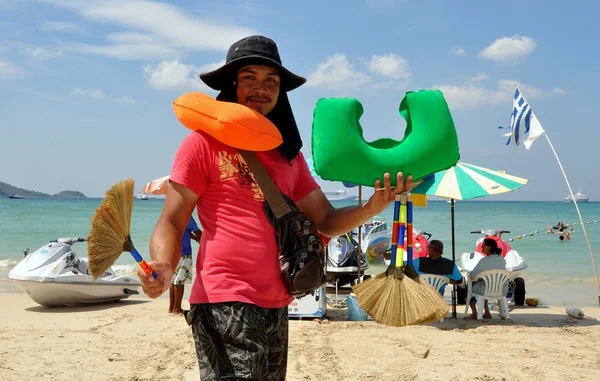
[467,238,507,319]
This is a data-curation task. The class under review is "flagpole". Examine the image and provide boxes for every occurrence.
[507,84,600,306]
[540,132,600,306]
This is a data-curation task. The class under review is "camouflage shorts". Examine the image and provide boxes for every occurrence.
[184,302,289,381]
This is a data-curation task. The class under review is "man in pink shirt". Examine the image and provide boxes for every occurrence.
[138,35,412,381]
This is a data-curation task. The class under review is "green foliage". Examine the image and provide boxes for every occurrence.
[0,182,87,198]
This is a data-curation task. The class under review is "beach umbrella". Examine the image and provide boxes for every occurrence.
[142,175,170,195]
[411,161,528,317]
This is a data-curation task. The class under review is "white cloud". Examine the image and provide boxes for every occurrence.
[23,46,63,60]
[364,53,411,79]
[306,54,370,90]
[115,96,136,104]
[68,42,177,61]
[106,32,155,44]
[478,35,537,63]
[71,88,105,98]
[470,73,488,83]
[1,40,63,61]
[42,0,258,60]
[450,46,466,56]
[432,76,547,110]
[41,21,85,34]
[143,59,223,91]
[552,87,566,95]
[0,59,22,77]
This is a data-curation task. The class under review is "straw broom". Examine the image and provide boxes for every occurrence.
[87,178,157,280]
[352,193,431,326]
[402,193,449,324]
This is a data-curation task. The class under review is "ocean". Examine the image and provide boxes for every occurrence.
[2,197,600,307]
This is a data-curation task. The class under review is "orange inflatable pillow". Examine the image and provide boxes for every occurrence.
[172,92,283,151]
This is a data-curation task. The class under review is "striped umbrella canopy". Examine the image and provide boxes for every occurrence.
[411,162,528,200]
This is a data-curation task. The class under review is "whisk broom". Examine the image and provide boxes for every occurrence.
[402,193,450,324]
[353,193,430,326]
[87,178,157,280]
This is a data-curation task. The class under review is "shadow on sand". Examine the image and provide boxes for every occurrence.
[297,305,600,330]
[25,299,150,314]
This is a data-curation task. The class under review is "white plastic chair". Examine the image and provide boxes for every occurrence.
[420,274,450,322]
[464,269,511,321]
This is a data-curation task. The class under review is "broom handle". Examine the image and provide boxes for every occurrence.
[130,248,158,279]
[395,193,407,267]
[390,195,401,266]
[406,193,413,266]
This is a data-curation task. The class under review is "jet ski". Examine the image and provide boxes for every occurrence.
[326,232,369,287]
[8,237,141,307]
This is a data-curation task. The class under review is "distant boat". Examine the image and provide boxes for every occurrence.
[136,192,149,200]
[563,189,589,203]
[324,189,356,202]
[8,194,24,199]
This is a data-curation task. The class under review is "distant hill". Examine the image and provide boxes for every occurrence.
[0,182,87,198]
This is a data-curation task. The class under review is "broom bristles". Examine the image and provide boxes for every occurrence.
[87,179,136,279]
[104,179,134,235]
[352,263,450,326]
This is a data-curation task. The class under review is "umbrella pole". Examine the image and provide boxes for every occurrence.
[356,185,363,284]
[451,198,457,318]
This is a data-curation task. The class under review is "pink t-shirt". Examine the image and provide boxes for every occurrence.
[170,131,320,308]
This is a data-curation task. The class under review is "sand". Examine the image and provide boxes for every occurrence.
[2,292,600,381]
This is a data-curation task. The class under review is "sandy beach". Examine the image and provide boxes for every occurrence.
[2,291,600,381]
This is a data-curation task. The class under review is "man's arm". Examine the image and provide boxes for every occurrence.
[297,172,412,237]
[449,264,463,285]
[296,189,378,237]
[150,181,200,271]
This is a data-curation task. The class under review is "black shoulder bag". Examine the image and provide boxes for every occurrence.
[239,149,328,299]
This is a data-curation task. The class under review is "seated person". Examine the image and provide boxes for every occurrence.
[467,238,508,319]
[413,239,463,295]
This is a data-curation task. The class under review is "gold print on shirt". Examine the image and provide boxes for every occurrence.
[217,151,264,202]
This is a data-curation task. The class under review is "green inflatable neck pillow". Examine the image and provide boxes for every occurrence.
[311,89,460,187]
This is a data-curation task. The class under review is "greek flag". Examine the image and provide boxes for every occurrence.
[499,86,546,150]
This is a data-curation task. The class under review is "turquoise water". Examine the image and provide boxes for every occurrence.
[2,198,600,306]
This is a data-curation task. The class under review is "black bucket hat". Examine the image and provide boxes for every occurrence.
[199,35,306,92]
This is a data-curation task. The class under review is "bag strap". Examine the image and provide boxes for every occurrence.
[239,149,292,220]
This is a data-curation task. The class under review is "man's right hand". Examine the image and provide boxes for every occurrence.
[137,261,173,299]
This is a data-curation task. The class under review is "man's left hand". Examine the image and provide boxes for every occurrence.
[365,172,413,215]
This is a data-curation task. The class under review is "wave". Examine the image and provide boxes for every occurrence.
[112,264,138,274]
[0,259,18,269]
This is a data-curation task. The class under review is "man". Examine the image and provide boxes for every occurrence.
[467,238,508,319]
[168,215,201,315]
[413,239,462,295]
[137,35,412,381]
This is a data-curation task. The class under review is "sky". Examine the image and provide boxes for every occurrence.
[1,0,598,200]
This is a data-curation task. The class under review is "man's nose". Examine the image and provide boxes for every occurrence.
[252,83,268,94]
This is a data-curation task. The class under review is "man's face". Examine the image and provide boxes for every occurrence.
[236,64,280,115]
[428,246,442,259]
